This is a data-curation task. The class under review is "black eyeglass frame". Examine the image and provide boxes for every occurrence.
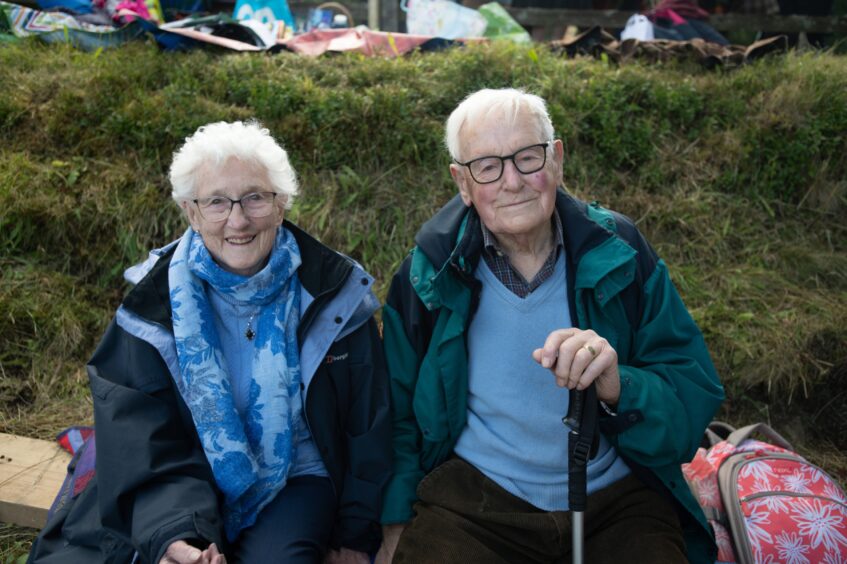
[454,141,552,184]
[192,192,278,221]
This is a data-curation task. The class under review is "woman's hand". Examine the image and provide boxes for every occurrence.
[160,541,226,564]
[532,328,621,405]
[323,547,370,564]
[374,523,406,564]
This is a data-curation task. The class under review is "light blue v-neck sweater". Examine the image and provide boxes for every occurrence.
[453,254,630,510]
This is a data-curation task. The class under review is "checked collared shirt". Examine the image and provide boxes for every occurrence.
[480,213,564,298]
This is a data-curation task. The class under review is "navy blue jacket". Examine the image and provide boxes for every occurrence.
[29,222,392,564]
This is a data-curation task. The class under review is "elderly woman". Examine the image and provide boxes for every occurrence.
[377,89,724,564]
[29,121,391,564]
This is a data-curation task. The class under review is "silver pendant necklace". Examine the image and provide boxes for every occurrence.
[245,311,258,341]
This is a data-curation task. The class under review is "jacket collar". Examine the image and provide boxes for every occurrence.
[410,189,637,306]
[414,193,480,270]
[555,193,637,292]
[411,195,480,312]
[122,221,353,332]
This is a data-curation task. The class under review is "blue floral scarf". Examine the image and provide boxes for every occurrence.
[169,226,302,541]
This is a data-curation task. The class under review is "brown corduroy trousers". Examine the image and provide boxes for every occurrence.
[394,458,687,564]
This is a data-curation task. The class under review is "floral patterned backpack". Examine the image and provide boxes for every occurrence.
[682,421,847,563]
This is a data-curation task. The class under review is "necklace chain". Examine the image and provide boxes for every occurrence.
[208,289,260,341]
[245,311,258,341]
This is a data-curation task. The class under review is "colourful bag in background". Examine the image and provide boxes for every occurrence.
[404,0,486,39]
[234,0,294,33]
[683,422,847,563]
[478,2,529,43]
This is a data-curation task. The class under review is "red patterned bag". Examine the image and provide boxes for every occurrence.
[683,422,847,563]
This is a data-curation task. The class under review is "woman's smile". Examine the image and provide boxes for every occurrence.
[226,235,257,245]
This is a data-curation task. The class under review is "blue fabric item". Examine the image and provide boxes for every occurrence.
[453,254,630,511]
[234,0,294,30]
[288,417,330,478]
[206,287,328,479]
[685,19,729,45]
[169,226,303,541]
[229,475,336,564]
[651,24,685,41]
[652,19,729,45]
[118,241,377,400]
[37,0,93,14]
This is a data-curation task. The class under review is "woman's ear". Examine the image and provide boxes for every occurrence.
[275,196,287,225]
[181,200,201,232]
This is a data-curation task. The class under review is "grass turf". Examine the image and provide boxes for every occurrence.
[1,38,845,559]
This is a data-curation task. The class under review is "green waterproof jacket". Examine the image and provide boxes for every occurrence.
[380,190,725,563]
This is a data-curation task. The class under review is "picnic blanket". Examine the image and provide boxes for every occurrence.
[0,0,146,47]
[276,27,464,57]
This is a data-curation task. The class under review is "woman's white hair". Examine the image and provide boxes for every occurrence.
[445,88,554,162]
[169,120,299,209]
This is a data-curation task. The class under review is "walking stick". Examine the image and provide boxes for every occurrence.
[563,384,599,564]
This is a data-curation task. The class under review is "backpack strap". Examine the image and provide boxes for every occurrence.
[700,505,725,525]
[704,427,724,448]
[726,422,793,449]
[704,421,736,447]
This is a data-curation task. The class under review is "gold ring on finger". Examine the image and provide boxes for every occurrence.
[585,345,597,357]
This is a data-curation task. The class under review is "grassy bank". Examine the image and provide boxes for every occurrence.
[1,38,846,558]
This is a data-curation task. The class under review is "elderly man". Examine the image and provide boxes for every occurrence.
[376,89,724,564]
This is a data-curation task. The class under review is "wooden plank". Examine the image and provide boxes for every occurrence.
[0,433,70,529]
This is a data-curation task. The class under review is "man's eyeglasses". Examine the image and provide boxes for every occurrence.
[193,192,277,222]
[454,142,551,184]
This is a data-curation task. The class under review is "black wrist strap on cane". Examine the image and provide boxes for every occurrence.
[563,384,600,512]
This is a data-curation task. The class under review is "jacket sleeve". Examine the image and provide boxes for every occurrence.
[89,319,224,564]
[599,232,724,467]
[379,257,427,525]
[331,318,393,553]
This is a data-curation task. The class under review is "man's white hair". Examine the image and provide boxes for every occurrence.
[445,88,555,162]
[169,120,299,209]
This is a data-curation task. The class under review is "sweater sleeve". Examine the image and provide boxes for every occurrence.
[89,320,225,564]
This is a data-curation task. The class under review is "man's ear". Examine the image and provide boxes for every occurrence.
[552,139,565,183]
[553,139,564,164]
[451,164,473,207]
